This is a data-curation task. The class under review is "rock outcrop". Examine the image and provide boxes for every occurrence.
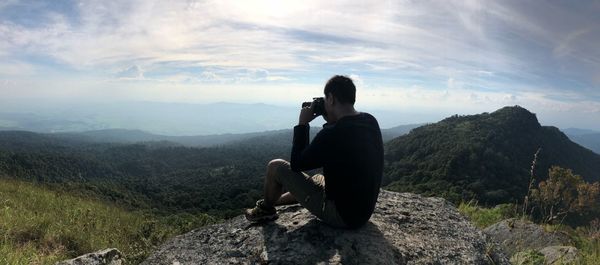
[55,248,123,265]
[539,246,579,264]
[509,246,579,265]
[143,190,508,264]
[483,218,572,256]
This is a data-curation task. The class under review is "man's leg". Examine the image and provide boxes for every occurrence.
[247,158,348,228]
[275,192,297,206]
[245,159,299,222]
[263,159,291,207]
[267,161,349,228]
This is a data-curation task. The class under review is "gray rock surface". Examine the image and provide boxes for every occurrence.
[55,248,123,265]
[509,250,545,265]
[483,218,572,256]
[143,190,508,265]
[539,246,579,264]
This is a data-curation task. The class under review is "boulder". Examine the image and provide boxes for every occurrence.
[55,248,123,265]
[143,190,508,264]
[539,246,579,264]
[509,249,545,265]
[483,218,572,256]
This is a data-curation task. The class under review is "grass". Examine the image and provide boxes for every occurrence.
[0,177,217,264]
[458,200,600,264]
[457,200,516,229]
[571,224,600,265]
[511,249,545,265]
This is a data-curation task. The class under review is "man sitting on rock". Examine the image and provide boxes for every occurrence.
[245,75,384,229]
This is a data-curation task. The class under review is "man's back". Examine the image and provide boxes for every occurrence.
[291,112,384,228]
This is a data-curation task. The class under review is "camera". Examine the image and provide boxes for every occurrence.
[302,97,326,117]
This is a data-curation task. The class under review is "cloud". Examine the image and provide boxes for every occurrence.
[0,79,17,89]
[0,60,35,76]
[266,75,291,81]
[553,28,590,58]
[237,68,269,82]
[115,65,144,80]
[0,0,599,128]
[503,94,517,102]
[446,78,464,90]
[195,68,290,83]
[0,0,19,11]
[1,1,597,86]
[200,71,223,82]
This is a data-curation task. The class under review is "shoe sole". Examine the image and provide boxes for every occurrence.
[245,213,279,223]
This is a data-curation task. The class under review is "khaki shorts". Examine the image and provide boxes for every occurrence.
[273,159,348,228]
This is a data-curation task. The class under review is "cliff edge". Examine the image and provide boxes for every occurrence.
[142,190,507,264]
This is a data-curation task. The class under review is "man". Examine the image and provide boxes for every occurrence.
[245,75,384,229]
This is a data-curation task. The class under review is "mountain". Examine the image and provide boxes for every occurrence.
[0,129,292,217]
[381,124,423,142]
[56,129,173,143]
[384,106,600,205]
[5,106,598,263]
[47,122,419,147]
[3,106,598,216]
[53,128,290,147]
[0,120,413,218]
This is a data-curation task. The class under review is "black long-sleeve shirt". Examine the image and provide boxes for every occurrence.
[290,112,384,228]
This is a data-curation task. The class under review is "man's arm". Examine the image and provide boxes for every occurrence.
[290,124,328,172]
[290,103,327,171]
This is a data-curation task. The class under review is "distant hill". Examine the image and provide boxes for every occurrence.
[0,102,301,135]
[0,121,420,217]
[565,132,600,154]
[53,128,290,147]
[381,124,423,142]
[44,122,419,147]
[384,106,600,205]
[0,101,417,136]
[0,129,289,217]
[562,128,599,136]
[7,106,596,216]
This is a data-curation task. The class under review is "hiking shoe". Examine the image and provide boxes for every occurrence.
[245,199,278,223]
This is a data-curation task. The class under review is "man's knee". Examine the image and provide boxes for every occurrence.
[267,159,289,173]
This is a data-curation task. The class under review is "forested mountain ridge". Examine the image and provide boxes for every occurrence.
[384,106,600,204]
[39,123,417,147]
[0,133,277,216]
[1,106,598,216]
[53,128,290,147]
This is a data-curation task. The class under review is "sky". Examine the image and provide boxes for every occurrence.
[1,0,600,129]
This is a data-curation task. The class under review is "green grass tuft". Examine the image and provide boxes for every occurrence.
[458,200,516,228]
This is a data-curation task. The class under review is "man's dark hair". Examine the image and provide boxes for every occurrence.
[324,75,356,105]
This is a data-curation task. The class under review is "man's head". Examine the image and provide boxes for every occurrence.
[324,75,356,106]
[323,75,357,122]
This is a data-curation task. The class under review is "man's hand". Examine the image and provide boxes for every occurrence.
[299,103,317,125]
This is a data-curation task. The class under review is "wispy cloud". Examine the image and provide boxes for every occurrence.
[0,0,599,127]
[115,65,144,80]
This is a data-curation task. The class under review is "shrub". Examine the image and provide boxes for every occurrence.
[531,166,600,225]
